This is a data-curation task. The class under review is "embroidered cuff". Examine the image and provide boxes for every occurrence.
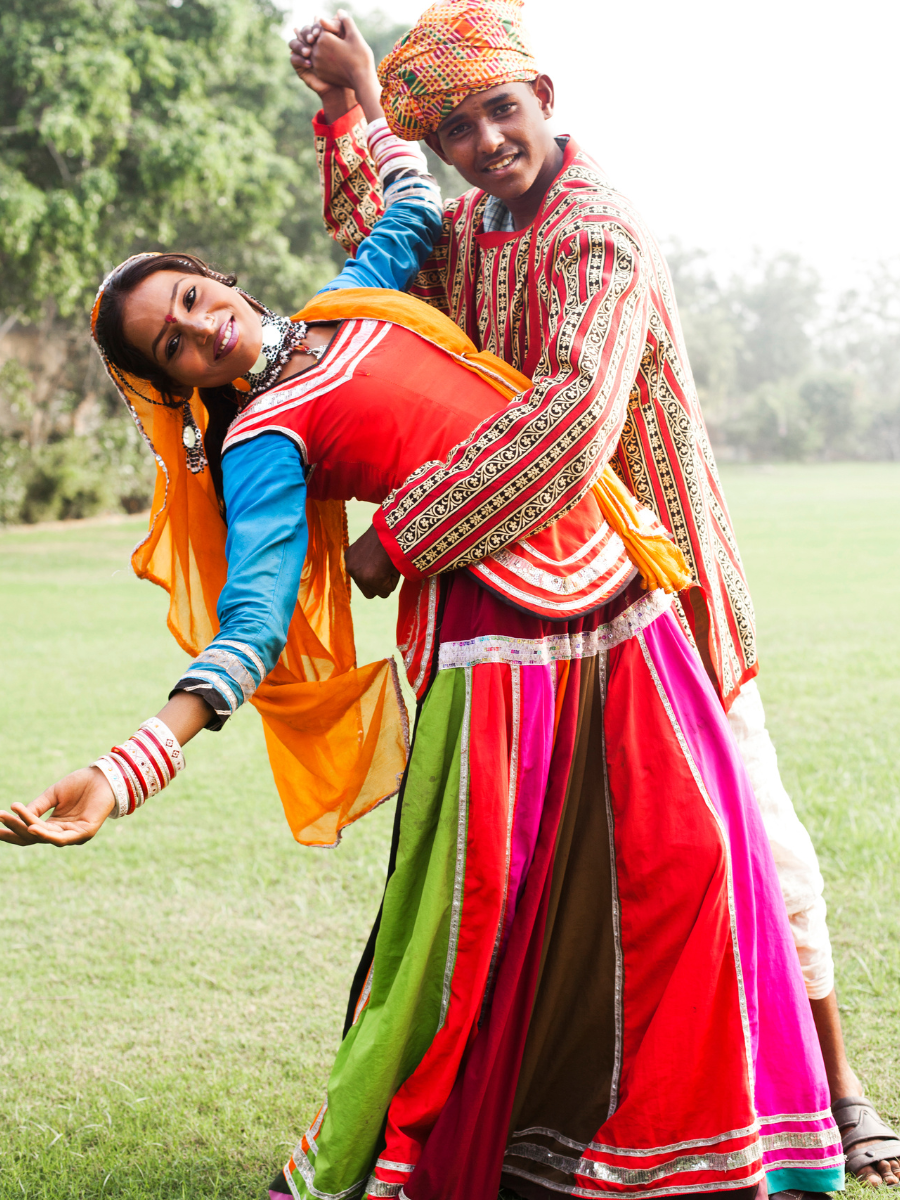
[382,174,443,217]
[169,677,234,732]
[373,507,426,582]
[312,103,366,139]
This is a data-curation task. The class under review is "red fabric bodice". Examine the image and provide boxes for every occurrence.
[225,319,505,503]
[224,317,639,661]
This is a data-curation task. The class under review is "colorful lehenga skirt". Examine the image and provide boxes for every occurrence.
[282,574,843,1200]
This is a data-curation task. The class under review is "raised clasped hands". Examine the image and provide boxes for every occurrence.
[289,12,383,123]
[345,524,401,599]
[0,768,116,848]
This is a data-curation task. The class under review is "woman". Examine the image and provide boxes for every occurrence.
[1,145,841,1200]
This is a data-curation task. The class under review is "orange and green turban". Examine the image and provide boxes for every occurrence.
[377,0,538,141]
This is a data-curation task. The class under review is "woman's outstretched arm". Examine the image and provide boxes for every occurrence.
[0,435,308,848]
[0,692,214,847]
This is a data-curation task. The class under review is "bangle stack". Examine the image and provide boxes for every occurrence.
[92,717,185,819]
[367,117,429,181]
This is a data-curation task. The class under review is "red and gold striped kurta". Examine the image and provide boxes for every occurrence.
[314,106,757,708]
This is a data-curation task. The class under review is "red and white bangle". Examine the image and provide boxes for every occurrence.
[93,717,185,819]
[366,117,429,181]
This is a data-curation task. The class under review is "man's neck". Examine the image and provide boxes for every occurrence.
[505,138,566,230]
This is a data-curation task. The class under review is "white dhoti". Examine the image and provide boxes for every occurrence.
[728,678,835,1000]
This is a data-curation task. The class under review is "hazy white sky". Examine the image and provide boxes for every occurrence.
[287,0,899,289]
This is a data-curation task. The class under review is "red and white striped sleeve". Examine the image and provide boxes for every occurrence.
[373,219,650,579]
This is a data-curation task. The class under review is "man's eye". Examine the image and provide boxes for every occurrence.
[494,104,513,116]
[185,286,196,311]
[166,334,180,360]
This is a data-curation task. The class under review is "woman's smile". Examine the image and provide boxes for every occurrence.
[214,315,239,360]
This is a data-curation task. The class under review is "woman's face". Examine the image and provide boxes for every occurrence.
[122,270,263,390]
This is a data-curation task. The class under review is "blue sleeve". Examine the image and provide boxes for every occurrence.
[320,199,443,294]
[170,434,308,728]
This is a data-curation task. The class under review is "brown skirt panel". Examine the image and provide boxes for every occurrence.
[502,653,618,1194]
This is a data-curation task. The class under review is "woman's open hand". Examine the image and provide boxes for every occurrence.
[0,768,116,848]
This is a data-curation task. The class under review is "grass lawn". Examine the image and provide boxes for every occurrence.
[1,465,898,1199]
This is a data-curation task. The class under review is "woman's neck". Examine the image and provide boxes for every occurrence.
[276,322,337,381]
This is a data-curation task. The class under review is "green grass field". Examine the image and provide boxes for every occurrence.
[1,465,898,1199]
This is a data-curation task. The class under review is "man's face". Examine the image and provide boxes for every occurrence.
[426,77,557,204]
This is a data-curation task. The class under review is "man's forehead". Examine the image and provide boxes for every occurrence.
[438,80,536,129]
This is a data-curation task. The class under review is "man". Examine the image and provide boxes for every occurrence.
[291,1,899,1189]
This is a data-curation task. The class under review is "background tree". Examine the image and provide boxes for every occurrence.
[0,0,359,521]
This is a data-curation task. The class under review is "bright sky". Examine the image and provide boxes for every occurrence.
[287,0,900,290]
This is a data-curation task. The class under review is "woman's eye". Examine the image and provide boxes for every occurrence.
[185,286,196,311]
[166,334,180,360]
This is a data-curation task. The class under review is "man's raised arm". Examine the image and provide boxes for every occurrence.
[373,220,650,579]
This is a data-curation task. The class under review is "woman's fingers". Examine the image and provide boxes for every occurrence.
[10,800,48,825]
[0,771,113,848]
[0,810,33,843]
[0,806,67,846]
[0,809,94,847]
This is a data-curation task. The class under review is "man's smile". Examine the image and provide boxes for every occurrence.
[483,151,521,176]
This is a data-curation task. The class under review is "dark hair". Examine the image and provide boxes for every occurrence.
[94,252,243,508]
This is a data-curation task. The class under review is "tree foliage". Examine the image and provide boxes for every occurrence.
[0,0,341,321]
[668,247,900,463]
[0,0,371,522]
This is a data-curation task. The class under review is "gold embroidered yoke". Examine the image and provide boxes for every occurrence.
[313,107,757,708]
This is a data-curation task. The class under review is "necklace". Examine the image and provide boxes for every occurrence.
[235,308,310,399]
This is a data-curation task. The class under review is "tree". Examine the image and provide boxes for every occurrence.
[0,0,363,520]
[732,253,820,393]
[0,0,344,324]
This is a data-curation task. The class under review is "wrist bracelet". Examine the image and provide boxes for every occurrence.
[92,716,185,819]
[367,117,429,181]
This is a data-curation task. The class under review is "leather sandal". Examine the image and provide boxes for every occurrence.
[833,1095,900,1183]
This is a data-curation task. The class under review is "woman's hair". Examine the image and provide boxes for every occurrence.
[94,252,243,509]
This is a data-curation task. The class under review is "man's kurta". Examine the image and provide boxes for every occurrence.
[314,106,757,708]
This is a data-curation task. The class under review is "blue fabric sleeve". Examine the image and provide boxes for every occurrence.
[320,200,443,294]
[170,434,308,728]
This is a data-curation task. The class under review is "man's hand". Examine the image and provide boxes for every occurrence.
[300,12,384,124]
[289,19,357,122]
[0,768,116,848]
[345,524,400,599]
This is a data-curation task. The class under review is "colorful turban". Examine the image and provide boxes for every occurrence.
[377,0,538,141]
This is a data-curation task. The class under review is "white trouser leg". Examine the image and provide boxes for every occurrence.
[728,679,835,1000]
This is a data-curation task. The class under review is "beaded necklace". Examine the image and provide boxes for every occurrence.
[235,305,312,400]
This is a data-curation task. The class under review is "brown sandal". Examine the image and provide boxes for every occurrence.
[833,1095,900,1183]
